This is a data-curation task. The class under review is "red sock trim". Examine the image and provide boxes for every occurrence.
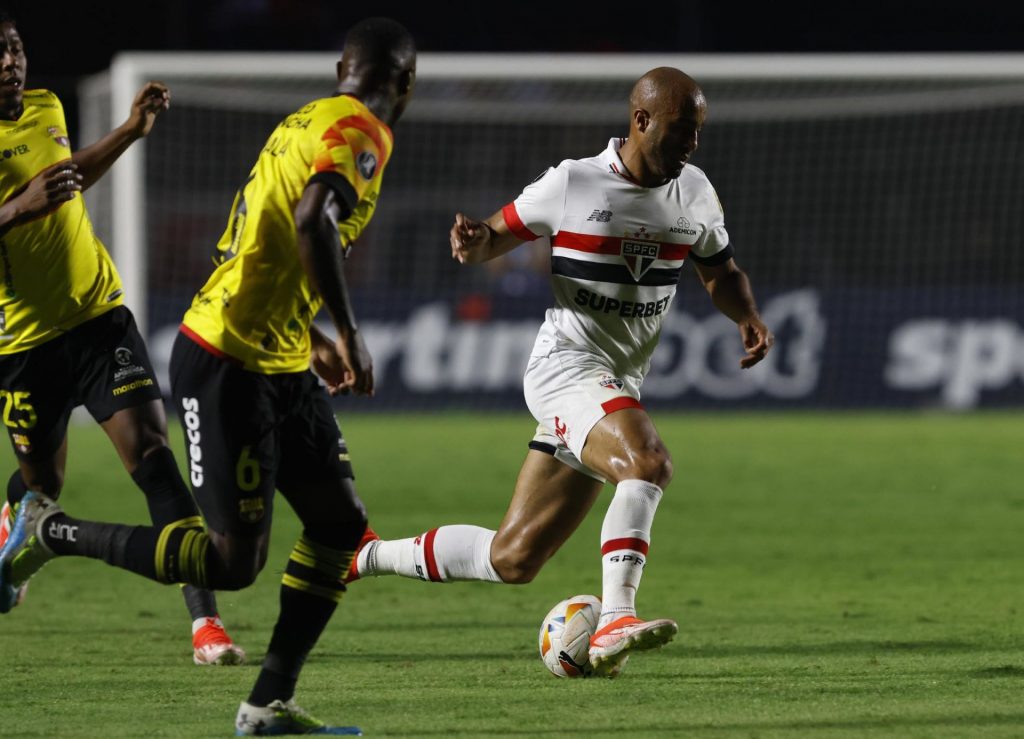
[423,528,442,582]
[601,537,650,556]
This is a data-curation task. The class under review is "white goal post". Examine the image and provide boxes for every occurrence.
[79,53,1024,410]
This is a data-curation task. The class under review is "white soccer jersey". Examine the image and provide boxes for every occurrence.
[503,137,734,382]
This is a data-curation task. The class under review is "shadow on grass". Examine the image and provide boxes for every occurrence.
[390,712,1024,735]
[968,665,1024,679]
[677,639,978,659]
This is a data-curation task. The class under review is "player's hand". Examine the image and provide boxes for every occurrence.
[126,82,170,138]
[332,329,375,397]
[450,212,492,264]
[738,316,773,369]
[13,161,82,220]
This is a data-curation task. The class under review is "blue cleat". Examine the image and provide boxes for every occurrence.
[0,492,59,614]
[235,699,362,735]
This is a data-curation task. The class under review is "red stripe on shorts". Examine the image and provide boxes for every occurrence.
[422,527,442,582]
[601,396,642,415]
[601,537,650,556]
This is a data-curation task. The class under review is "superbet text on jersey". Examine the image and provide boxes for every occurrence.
[502,137,734,383]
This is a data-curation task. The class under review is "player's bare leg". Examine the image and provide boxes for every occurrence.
[580,407,678,677]
[356,450,603,584]
[100,401,245,665]
[489,451,604,583]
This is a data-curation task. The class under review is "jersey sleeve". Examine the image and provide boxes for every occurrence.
[501,164,569,241]
[308,114,386,213]
[689,184,734,266]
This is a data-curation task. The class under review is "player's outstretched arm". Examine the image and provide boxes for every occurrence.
[693,258,774,368]
[450,210,523,264]
[72,82,170,191]
[296,182,374,397]
[0,161,82,236]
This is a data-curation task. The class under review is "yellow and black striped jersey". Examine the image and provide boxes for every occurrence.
[182,94,393,373]
[0,89,123,354]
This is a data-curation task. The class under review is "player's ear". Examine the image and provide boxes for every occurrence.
[633,108,651,133]
[397,68,415,97]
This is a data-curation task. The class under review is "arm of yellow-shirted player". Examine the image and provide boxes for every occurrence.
[0,161,83,236]
[295,182,374,397]
[72,82,170,191]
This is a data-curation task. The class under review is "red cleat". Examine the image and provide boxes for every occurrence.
[192,617,246,666]
[344,525,380,584]
[589,615,678,678]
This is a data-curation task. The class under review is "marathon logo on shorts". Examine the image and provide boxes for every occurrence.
[112,378,155,396]
[599,375,624,391]
[621,239,659,281]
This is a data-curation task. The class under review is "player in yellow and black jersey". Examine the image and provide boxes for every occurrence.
[0,9,245,665]
[1,17,417,735]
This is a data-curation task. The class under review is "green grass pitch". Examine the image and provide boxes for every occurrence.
[2,411,1022,737]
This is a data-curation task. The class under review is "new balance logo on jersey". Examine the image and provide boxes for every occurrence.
[621,239,660,281]
[586,209,613,222]
[48,521,77,543]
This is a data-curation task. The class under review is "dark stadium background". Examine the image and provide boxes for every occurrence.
[12,0,1023,142]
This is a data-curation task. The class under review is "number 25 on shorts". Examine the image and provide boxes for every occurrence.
[0,390,37,429]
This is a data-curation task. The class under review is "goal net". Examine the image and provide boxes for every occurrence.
[80,54,1024,410]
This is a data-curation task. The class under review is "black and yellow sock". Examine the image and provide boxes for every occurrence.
[247,535,355,706]
[40,514,214,588]
[131,447,220,621]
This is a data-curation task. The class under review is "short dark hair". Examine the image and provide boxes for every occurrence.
[343,17,415,69]
[0,9,15,26]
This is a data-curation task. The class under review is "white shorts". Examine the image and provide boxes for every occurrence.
[523,346,642,482]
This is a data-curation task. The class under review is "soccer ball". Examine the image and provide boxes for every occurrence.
[538,594,601,678]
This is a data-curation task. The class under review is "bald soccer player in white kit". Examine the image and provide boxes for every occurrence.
[348,67,774,678]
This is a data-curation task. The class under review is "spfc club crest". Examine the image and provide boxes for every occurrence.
[599,375,624,391]
[621,239,659,281]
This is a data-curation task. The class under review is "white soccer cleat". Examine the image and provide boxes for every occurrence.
[235,699,362,735]
[589,615,678,679]
[193,617,246,666]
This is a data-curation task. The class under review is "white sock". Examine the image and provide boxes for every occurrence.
[359,525,503,583]
[191,615,222,634]
[598,480,663,629]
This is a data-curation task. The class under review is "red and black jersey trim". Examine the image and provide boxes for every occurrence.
[551,256,682,286]
[307,171,358,217]
[687,243,734,266]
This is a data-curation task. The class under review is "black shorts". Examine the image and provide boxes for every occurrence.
[169,330,356,536]
[0,306,162,460]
